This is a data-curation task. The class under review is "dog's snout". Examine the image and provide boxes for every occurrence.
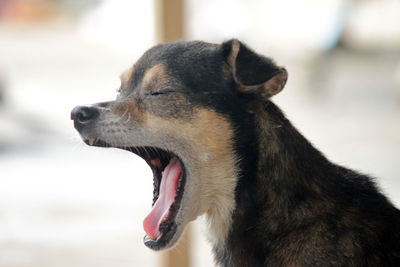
[71,106,100,130]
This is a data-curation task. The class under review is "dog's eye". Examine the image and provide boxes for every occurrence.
[147,90,175,97]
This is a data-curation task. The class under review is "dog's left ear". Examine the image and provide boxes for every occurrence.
[222,39,288,98]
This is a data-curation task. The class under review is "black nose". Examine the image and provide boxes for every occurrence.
[71,105,100,130]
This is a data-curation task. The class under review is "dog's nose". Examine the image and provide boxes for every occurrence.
[71,105,100,130]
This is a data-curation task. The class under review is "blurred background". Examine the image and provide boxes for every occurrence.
[0,0,399,266]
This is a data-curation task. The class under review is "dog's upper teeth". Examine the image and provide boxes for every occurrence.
[88,139,96,146]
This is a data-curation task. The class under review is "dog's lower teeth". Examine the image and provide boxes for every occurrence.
[144,235,156,241]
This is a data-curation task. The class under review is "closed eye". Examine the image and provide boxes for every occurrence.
[147,90,176,96]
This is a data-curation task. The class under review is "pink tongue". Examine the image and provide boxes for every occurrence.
[143,157,182,239]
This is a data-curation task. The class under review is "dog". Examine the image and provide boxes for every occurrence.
[71,39,400,266]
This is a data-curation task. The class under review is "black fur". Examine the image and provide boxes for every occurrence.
[217,99,400,266]
[217,41,400,266]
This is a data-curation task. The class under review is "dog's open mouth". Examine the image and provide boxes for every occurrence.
[84,138,186,250]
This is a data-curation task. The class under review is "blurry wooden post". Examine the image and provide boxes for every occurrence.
[158,228,191,267]
[154,0,191,267]
[155,0,184,43]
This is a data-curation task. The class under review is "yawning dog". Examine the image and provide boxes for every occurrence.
[71,39,400,266]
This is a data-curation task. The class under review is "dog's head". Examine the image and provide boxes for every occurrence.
[71,39,287,250]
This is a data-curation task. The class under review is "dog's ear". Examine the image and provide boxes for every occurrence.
[222,39,288,98]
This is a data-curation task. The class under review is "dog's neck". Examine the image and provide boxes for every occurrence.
[212,100,335,266]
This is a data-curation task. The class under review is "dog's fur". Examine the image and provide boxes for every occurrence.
[72,39,400,266]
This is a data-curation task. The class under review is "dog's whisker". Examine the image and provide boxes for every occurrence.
[125,112,131,123]
[120,107,128,121]
[144,147,151,159]
[150,147,157,157]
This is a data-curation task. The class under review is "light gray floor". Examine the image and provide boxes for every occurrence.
[0,23,399,267]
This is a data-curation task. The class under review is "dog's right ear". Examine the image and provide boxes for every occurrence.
[222,39,288,98]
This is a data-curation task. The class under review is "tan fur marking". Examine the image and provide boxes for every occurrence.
[227,39,240,68]
[141,64,169,92]
[120,66,135,90]
[261,68,288,97]
[145,108,238,246]
[113,100,146,123]
[226,40,242,87]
